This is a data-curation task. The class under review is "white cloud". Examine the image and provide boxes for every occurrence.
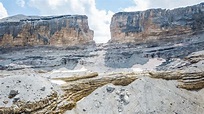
[16,0,25,7]
[124,0,149,11]
[29,0,113,43]
[124,0,204,11]
[0,2,8,19]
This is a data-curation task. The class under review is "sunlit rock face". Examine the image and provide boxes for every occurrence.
[0,15,94,47]
[1,2,204,114]
[110,3,204,43]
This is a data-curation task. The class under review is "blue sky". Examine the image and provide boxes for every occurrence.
[95,0,134,12]
[0,0,39,16]
[0,0,135,16]
[0,0,203,43]
[0,0,38,19]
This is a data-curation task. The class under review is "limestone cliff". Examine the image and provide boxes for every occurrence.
[110,3,204,43]
[0,14,94,47]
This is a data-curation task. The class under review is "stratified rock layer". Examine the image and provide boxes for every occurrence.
[1,48,204,113]
[0,15,94,47]
[110,3,204,43]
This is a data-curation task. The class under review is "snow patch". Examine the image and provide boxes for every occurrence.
[50,80,66,85]
[132,58,165,72]
[51,66,87,73]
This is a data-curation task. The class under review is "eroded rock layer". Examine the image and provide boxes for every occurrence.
[1,2,204,114]
[1,70,204,113]
[110,3,204,43]
[0,15,94,47]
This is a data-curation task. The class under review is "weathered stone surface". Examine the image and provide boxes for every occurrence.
[0,14,94,47]
[0,67,204,113]
[0,45,96,71]
[8,90,18,99]
[0,75,60,114]
[0,72,138,113]
[110,3,204,43]
[157,50,204,90]
[67,77,204,114]
[1,3,204,114]
[149,71,204,90]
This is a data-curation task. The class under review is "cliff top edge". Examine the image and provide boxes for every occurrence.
[114,2,204,16]
[0,14,88,23]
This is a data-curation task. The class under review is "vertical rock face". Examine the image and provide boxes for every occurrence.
[0,15,94,47]
[110,3,204,43]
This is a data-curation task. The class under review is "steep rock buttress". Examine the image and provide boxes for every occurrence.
[110,3,204,43]
[0,15,94,47]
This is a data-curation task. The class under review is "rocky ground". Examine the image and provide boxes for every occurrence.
[0,32,204,113]
[0,2,204,114]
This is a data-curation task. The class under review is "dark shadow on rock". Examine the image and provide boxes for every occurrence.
[105,32,204,69]
[0,42,96,71]
[104,43,149,68]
